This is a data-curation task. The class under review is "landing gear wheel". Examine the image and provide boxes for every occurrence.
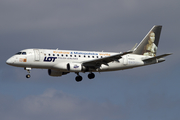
[88,73,95,79]
[25,67,31,78]
[26,74,31,78]
[75,76,82,82]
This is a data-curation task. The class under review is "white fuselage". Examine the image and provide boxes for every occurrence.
[5,26,170,81]
[6,49,152,72]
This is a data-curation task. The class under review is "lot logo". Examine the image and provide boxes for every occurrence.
[44,57,57,62]
[74,65,79,69]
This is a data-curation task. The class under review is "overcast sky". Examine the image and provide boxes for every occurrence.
[0,0,180,120]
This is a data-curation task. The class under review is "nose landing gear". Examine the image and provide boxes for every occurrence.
[25,67,31,78]
[26,74,31,78]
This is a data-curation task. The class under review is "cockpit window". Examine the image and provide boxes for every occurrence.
[22,52,26,55]
[16,52,22,55]
[15,52,26,55]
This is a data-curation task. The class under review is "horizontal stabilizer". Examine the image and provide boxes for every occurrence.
[142,53,172,62]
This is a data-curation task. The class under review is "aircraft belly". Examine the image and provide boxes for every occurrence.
[99,62,124,71]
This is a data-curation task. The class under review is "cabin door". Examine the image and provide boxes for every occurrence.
[34,49,40,61]
[123,55,128,65]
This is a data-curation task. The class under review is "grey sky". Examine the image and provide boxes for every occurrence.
[0,0,180,120]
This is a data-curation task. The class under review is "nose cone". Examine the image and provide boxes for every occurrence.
[6,58,13,65]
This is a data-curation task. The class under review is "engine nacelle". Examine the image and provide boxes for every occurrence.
[67,63,85,72]
[53,62,87,72]
[48,69,69,77]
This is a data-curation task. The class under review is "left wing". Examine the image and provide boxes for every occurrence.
[81,51,132,68]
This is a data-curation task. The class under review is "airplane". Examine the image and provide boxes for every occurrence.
[6,25,172,82]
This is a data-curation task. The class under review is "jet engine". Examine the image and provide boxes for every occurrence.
[48,69,69,77]
[67,63,86,72]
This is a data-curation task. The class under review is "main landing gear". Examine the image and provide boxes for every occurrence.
[75,72,95,82]
[25,67,31,78]
[75,72,82,82]
[88,73,95,79]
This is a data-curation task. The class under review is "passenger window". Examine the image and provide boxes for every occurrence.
[66,55,68,57]
[61,54,63,57]
[92,56,94,58]
[53,54,55,56]
[70,55,72,57]
[88,56,90,58]
[84,56,86,58]
[49,54,51,56]
[97,56,98,58]
[57,54,59,56]
[74,55,76,57]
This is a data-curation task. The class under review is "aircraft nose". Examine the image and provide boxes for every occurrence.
[6,58,13,65]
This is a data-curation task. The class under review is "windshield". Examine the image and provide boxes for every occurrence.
[15,52,26,55]
[22,52,26,55]
[16,52,22,55]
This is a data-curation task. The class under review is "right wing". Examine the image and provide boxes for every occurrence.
[81,51,132,68]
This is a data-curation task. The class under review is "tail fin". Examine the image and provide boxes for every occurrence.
[133,25,162,57]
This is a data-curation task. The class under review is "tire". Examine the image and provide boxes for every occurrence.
[75,76,82,82]
[26,74,31,78]
[88,73,95,79]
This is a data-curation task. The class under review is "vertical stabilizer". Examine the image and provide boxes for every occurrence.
[133,25,162,57]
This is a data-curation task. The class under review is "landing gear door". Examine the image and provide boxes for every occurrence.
[34,49,40,61]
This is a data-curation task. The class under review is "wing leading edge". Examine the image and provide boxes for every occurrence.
[81,51,132,67]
